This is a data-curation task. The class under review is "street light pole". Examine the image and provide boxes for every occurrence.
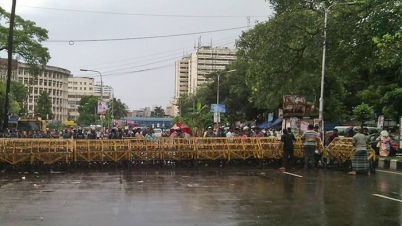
[80,69,103,127]
[307,1,359,140]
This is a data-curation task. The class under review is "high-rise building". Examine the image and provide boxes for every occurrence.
[174,46,237,99]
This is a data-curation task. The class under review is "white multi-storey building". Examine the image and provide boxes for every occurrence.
[67,77,112,121]
[67,76,95,120]
[172,46,237,116]
[17,63,70,122]
[174,46,237,99]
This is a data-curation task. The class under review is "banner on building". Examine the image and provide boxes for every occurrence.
[283,95,318,117]
[301,119,310,131]
[211,104,226,113]
[97,101,107,115]
[289,117,299,129]
[377,115,384,128]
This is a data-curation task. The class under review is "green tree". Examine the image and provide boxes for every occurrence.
[77,95,99,126]
[352,103,373,130]
[0,7,51,74]
[110,98,128,119]
[381,87,402,122]
[151,106,165,118]
[0,80,28,119]
[35,90,53,120]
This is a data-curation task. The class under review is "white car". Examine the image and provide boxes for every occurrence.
[154,128,162,137]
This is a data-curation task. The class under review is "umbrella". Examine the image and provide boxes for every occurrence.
[170,122,191,135]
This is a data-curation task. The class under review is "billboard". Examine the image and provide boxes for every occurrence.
[97,101,107,115]
[377,115,384,128]
[210,104,226,113]
[283,95,318,117]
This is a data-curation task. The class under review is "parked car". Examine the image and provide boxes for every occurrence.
[390,134,400,151]
[333,126,380,137]
[154,128,162,137]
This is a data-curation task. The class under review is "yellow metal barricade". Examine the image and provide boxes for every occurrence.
[325,137,354,162]
[164,137,194,161]
[0,138,72,164]
[260,137,282,159]
[196,137,226,160]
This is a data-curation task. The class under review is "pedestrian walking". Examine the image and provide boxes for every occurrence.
[301,124,320,169]
[280,129,296,171]
[348,128,370,175]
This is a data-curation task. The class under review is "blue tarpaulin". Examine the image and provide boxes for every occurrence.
[258,118,282,128]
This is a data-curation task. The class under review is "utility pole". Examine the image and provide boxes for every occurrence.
[3,0,17,130]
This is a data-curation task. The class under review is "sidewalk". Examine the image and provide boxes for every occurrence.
[378,156,402,171]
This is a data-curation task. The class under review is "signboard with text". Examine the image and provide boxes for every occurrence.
[210,104,226,113]
[283,95,318,117]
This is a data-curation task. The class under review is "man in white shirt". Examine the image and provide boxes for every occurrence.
[226,127,235,142]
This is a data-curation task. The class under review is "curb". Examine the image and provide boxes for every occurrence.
[378,157,402,171]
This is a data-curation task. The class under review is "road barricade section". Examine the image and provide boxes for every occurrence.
[0,137,355,165]
[0,139,73,164]
[325,137,353,163]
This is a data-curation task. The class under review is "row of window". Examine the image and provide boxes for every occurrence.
[19,78,65,88]
[68,87,93,91]
[18,70,67,80]
[68,81,93,86]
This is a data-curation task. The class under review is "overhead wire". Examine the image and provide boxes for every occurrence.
[102,40,235,74]
[4,3,268,18]
[45,26,250,43]
[78,40,236,77]
[79,35,239,68]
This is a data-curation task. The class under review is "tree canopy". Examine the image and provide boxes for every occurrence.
[151,106,165,118]
[0,6,50,74]
[175,0,402,127]
[77,95,99,126]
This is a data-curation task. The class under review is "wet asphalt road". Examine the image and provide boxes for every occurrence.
[0,169,401,226]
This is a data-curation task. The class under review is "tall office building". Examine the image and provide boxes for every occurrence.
[172,46,237,116]
[174,46,237,100]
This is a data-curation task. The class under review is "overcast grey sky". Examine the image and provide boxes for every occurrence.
[0,0,273,111]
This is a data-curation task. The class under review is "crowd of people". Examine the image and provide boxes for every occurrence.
[1,123,394,177]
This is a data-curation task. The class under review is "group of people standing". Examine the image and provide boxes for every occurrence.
[279,125,322,171]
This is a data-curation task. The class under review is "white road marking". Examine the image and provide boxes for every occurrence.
[372,194,402,203]
[283,172,303,178]
[376,170,402,176]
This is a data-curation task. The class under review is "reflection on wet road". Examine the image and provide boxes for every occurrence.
[0,169,401,226]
